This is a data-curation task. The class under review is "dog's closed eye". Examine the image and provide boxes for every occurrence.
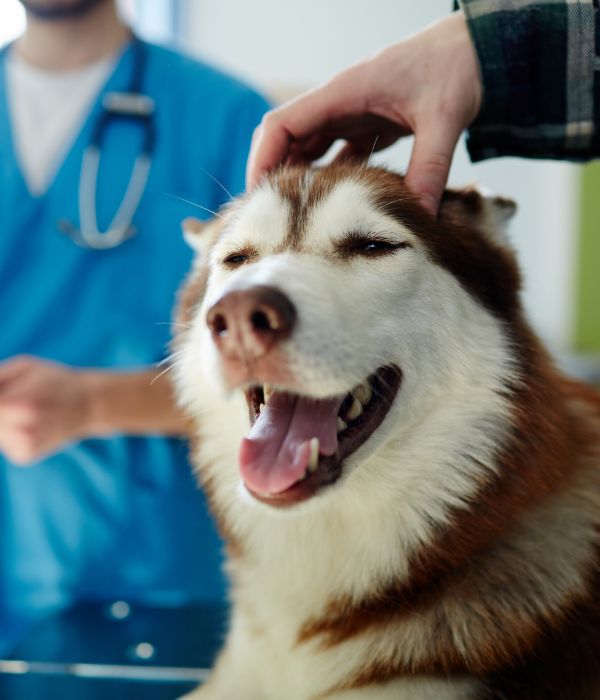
[222,247,258,268]
[336,233,412,258]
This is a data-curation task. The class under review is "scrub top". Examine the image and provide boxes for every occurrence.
[0,39,269,654]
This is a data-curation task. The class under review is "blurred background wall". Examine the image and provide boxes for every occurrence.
[2,0,597,370]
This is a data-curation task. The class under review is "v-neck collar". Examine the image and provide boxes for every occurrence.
[0,40,137,205]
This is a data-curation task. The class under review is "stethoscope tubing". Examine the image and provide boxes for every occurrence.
[63,36,155,250]
[77,145,152,249]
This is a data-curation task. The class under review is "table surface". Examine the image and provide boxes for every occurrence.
[0,602,227,699]
[0,674,197,699]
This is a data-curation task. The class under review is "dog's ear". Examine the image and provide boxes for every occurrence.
[439,187,516,248]
[176,218,220,328]
[182,217,220,259]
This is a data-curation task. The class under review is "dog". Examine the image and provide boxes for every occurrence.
[172,164,600,699]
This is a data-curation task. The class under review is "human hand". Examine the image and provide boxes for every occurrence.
[0,355,93,465]
[246,11,482,214]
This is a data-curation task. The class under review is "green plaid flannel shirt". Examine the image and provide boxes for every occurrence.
[456,0,600,161]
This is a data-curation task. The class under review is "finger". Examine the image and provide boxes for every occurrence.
[0,424,40,466]
[0,400,38,426]
[405,120,461,216]
[0,355,33,387]
[246,119,294,189]
[246,70,367,188]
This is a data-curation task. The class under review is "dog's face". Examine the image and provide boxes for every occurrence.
[175,165,519,512]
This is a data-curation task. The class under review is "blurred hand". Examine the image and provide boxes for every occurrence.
[0,356,92,465]
[247,11,482,214]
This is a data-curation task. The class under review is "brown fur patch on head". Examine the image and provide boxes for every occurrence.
[264,164,522,319]
[265,165,340,250]
[360,167,522,319]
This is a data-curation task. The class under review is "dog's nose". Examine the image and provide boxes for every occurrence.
[207,285,297,360]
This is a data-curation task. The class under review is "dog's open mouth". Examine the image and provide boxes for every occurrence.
[240,366,402,507]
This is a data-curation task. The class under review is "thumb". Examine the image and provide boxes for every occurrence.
[405,121,461,215]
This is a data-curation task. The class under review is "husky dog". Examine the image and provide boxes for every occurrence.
[172,164,600,700]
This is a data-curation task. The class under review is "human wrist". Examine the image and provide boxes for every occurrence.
[451,10,483,127]
[78,370,116,437]
[76,369,188,438]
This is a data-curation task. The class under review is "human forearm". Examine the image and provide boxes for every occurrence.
[0,357,189,466]
[84,368,190,438]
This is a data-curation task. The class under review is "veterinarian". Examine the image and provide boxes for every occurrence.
[0,0,268,654]
[247,0,599,213]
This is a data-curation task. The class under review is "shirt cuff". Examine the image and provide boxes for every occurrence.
[458,0,598,162]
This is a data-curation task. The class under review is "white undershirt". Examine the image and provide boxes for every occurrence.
[5,49,116,196]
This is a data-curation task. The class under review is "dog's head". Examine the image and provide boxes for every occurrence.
[174,164,520,512]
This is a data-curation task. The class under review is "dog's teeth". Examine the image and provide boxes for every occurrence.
[346,398,363,421]
[264,384,273,402]
[308,437,319,472]
[337,417,347,433]
[353,382,372,406]
[259,403,265,414]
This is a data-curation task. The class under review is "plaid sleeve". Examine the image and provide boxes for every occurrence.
[456,0,600,162]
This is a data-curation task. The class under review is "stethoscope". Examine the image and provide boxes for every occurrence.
[58,38,155,250]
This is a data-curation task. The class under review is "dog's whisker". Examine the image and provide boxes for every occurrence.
[155,321,193,331]
[199,167,234,201]
[151,363,177,385]
[365,134,380,168]
[162,192,225,220]
[156,349,185,369]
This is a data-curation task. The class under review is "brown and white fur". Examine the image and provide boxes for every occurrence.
[172,164,600,700]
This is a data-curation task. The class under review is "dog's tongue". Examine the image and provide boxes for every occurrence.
[240,392,342,495]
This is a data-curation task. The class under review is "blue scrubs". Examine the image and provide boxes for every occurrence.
[0,40,269,653]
